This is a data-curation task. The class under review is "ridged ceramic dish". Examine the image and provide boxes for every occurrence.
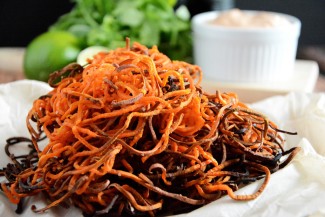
[192,10,301,83]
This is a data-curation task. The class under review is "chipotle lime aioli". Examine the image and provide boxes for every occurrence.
[210,9,292,28]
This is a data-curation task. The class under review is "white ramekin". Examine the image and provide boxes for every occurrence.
[192,11,301,83]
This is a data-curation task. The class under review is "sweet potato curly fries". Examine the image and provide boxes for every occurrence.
[0,39,300,216]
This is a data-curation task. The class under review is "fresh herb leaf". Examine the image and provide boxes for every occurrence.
[49,0,192,61]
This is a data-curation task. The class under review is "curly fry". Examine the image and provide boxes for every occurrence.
[0,40,299,217]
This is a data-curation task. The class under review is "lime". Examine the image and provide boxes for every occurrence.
[23,31,82,81]
[77,46,109,66]
[168,0,177,7]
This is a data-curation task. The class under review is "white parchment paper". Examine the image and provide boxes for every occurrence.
[0,80,325,217]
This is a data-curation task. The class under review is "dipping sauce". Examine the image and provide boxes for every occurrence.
[210,9,292,28]
[192,10,301,83]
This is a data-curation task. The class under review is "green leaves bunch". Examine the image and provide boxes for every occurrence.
[50,0,192,61]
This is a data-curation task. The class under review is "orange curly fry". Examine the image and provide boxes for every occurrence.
[0,39,299,216]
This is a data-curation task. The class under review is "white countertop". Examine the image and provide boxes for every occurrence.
[201,60,319,103]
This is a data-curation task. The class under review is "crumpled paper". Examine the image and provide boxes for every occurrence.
[0,80,325,217]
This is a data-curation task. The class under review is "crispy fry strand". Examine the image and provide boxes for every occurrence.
[0,41,299,217]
